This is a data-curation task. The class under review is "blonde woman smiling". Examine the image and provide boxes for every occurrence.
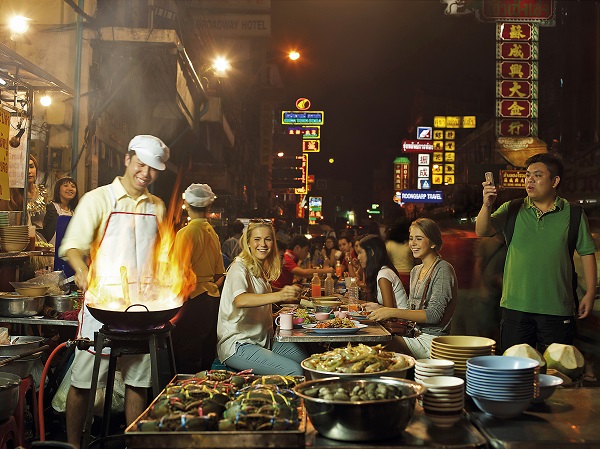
[217,220,308,375]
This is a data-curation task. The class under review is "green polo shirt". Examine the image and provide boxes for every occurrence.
[491,196,597,316]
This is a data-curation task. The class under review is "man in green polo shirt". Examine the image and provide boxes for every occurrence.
[475,152,597,353]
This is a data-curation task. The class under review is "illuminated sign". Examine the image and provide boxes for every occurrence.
[433,116,476,128]
[433,130,444,140]
[393,157,410,191]
[499,22,532,40]
[498,119,533,137]
[445,130,456,139]
[417,166,430,178]
[287,126,320,139]
[444,175,455,185]
[445,152,455,162]
[294,154,309,194]
[498,42,536,60]
[417,127,432,140]
[402,140,434,152]
[302,140,320,152]
[295,98,311,110]
[282,111,324,125]
[400,190,443,204]
[433,152,444,163]
[498,61,535,80]
[499,99,534,118]
[418,179,431,190]
[498,80,534,99]
[482,0,554,20]
[417,154,430,165]
[500,169,527,188]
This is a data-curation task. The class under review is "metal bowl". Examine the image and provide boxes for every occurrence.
[0,354,41,378]
[0,295,45,317]
[0,336,44,357]
[0,372,20,420]
[44,295,76,312]
[294,377,424,441]
[301,352,415,380]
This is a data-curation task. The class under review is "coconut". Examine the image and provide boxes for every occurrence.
[503,343,546,373]
[543,344,585,381]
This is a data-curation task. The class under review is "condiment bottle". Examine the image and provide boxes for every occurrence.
[348,277,359,312]
[311,272,322,297]
[324,272,335,296]
[335,260,343,277]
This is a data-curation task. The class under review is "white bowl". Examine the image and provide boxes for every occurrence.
[470,395,531,418]
[423,409,463,428]
[467,355,539,372]
[533,374,563,402]
[1,242,28,252]
[420,376,464,389]
[416,358,455,368]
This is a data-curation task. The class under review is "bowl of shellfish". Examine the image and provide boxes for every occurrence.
[294,376,424,441]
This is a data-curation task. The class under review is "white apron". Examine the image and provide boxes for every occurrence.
[77,186,158,353]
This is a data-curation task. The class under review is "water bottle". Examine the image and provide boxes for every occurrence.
[348,277,359,311]
[324,272,335,296]
[311,272,322,298]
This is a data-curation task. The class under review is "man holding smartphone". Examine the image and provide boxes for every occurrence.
[475,153,597,353]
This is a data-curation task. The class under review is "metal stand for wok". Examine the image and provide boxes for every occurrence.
[81,324,176,449]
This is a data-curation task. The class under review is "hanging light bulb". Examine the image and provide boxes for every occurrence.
[10,127,25,148]
[40,93,52,107]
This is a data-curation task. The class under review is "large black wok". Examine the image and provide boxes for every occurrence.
[86,304,181,331]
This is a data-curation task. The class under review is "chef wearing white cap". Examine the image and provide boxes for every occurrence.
[171,183,225,374]
[59,134,169,449]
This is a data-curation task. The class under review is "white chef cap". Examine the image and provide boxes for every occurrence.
[184,183,216,208]
[128,135,170,170]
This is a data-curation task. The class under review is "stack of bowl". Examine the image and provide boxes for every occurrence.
[414,358,454,383]
[420,376,465,428]
[466,355,539,418]
[0,225,29,252]
[430,336,496,378]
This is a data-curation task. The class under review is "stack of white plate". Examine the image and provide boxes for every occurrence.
[430,336,496,378]
[414,358,454,383]
[420,376,465,428]
[0,225,29,252]
[466,355,539,419]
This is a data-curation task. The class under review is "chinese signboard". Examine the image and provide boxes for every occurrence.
[393,157,410,191]
[287,126,320,140]
[500,169,527,188]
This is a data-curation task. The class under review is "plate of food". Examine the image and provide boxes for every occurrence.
[302,318,367,334]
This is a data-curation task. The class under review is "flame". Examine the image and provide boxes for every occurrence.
[86,168,196,311]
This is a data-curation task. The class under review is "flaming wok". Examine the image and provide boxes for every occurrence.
[86,304,180,331]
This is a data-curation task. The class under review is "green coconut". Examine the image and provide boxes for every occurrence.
[503,343,546,373]
[543,344,585,381]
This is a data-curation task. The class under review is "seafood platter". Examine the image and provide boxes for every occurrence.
[126,370,307,448]
[301,344,415,379]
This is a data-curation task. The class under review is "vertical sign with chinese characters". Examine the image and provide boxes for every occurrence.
[0,108,9,200]
[393,157,410,191]
[496,22,539,137]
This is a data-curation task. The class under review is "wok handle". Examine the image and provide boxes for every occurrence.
[0,344,50,367]
[125,304,149,312]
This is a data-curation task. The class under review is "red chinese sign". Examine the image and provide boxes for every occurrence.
[499,100,532,118]
[482,0,554,20]
[498,119,532,137]
[499,23,532,40]
[394,161,410,191]
[499,42,533,60]
[498,80,532,98]
[498,61,533,79]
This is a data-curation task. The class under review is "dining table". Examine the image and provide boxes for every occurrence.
[273,320,392,344]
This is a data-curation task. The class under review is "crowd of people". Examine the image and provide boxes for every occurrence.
[3,137,596,448]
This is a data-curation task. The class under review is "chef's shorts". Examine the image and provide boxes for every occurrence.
[70,349,151,389]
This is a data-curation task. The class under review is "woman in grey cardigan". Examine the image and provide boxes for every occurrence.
[367,218,458,359]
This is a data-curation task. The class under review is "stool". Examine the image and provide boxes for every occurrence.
[81,324,175,449]
[0,417,18,449]
[13,374,38,447]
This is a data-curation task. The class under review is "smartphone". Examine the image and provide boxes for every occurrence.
[485,172,495,186]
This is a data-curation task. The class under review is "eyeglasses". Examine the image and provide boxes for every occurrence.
[249,218,273,224]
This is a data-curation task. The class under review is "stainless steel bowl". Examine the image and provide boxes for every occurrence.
[44,295,76,312]
[0,372,20,420]
[294,377,424,441]
[0,354,41,378]
[0,336,44,357]
[0,295,44,317]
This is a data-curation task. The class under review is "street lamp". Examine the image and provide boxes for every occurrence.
[9,15,31,43]
[288,50,300,61]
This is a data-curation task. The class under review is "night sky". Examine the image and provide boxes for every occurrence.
[271,0,497,181]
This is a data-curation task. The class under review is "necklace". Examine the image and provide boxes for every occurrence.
[410,256,441,309]
[418,256,439,282]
